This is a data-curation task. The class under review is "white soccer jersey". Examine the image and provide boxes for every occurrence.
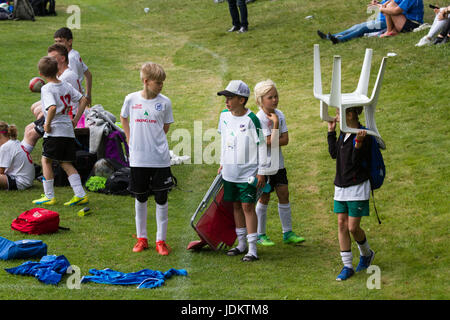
[256,108,288,170]
[68,48,88,93]
[58,68,81,116]
[0,140,35,190]
[40,81,83,138]
[218,109,264,183]
[120,91,174,168]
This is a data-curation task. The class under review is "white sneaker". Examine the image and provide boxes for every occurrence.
[413,23,430,32]
[415,36,431,47]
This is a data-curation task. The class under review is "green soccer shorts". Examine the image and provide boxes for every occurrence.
[223,180,257,203]
[334,200,370,218]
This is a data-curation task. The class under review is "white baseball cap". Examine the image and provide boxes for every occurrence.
[217,80,250,98]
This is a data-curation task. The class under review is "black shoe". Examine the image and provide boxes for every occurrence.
[226,247,245,256]
[436,35,449,45]
[329,33,340,44]
[228,26,240,32]
[242,254,259,262]
[433,36,445,44]
[317,30,328,40]
[238,26,248,33]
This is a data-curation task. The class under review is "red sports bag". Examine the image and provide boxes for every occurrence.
[11,208,67,235]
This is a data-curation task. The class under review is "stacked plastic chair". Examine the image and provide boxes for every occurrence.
[313,44,387,149]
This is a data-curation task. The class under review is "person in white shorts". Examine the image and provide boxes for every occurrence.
[0,122,35,191]
[120,62,174,256]
[32,56,89,207]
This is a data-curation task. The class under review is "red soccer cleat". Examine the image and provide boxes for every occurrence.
[133,238,148,252]
[155,240,171,256]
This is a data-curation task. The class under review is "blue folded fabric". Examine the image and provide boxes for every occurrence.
[0,236,47,260]
[81,267,188,289]
[5,255,71,285]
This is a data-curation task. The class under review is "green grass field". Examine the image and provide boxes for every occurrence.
[0,0,448,301]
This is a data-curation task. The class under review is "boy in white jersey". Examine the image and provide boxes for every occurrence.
[0,122,35,191]
[32,56,89,206]
[253,80,305,246]
[24,44,82,154]
[217,80,266,262]
[54,27,92,105]
[120,62,174,256]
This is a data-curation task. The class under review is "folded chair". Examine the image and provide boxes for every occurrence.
[187,173,266,251]
[187,174,235,251]
[313,44,387,149]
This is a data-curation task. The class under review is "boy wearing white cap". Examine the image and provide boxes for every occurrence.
[217,80,266,262]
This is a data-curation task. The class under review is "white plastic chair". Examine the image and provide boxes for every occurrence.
[313,44,387,149]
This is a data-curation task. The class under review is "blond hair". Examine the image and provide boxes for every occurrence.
[254,79,277,107]
[0,121,18,140]
[140,62,166,82]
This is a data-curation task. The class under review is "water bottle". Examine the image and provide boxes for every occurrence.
[248,176,271,193]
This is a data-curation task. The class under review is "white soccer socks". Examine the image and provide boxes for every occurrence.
[43,179,55,199]
[235,227,248,252]
[156,201,169,242]
[135,200,169,242]
[356,238,371,257]
[278,203,293,233]
[255,202,268,236]
[340,251,353,269]
[135,199,148,239]
[68,174,86,198]
[247,233,258,258]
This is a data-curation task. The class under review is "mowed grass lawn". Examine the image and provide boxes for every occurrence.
[0,0,448,300]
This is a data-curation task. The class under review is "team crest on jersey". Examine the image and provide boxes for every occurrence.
[155,103,163,111]
[239,124,246,132]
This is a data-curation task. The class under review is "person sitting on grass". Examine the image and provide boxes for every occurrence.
[326,107,375,281]
[253,80,305,247]
[317,0,390,44]
[217,80,266,262]
[32,56,89,207]
[416,5,450,46]
[378,0,424,38]
[0,122,35,191]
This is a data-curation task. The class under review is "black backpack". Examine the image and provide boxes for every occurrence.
[98,167,178,196]
[30,0,55,16]
[100,167,131,196]
[0,7,13,20]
